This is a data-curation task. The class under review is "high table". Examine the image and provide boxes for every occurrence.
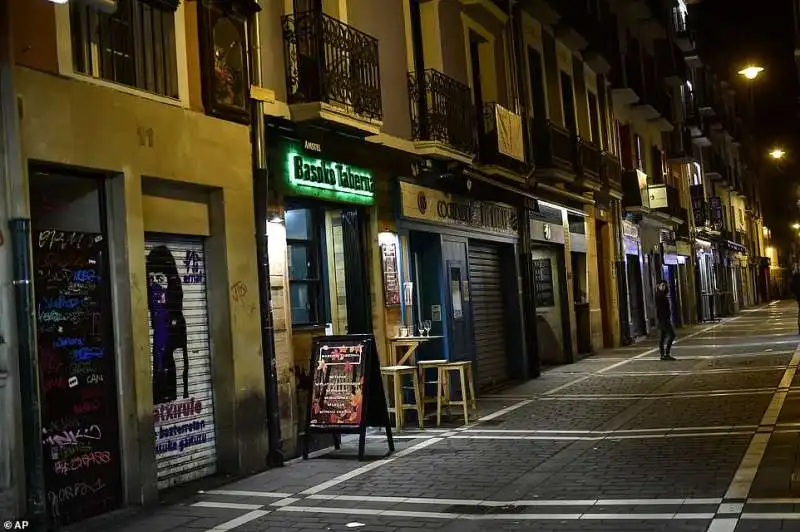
[387,335,443,366]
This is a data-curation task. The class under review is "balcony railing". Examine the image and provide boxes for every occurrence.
[282,10,382,121]
[479,102,530,174]
[577,138,601,183]
[532,119,576,172]
[601,152,622,191]
[408,69,476,155]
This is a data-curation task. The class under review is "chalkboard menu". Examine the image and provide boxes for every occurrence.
[304,334,393,460]
[533,258,555,307]
[33,230,121,527]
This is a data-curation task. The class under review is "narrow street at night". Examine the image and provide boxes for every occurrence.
[65,302,800,532]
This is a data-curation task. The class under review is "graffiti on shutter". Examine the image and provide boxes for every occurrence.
[145,236,216,489]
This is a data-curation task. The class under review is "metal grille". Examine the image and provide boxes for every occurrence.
[70,0,179,98]
[282,10,382,121]
[408,69,476,155]
[145,236,217,489]
[468,243,509,391]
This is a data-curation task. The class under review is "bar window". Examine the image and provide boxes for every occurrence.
[286,208,323,326]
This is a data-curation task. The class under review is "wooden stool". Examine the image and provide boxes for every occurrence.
[436,361,477,426]
[380,365,424,431]
[417,359,449,414]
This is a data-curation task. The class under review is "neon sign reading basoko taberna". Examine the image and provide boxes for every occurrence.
[286,151,375,205]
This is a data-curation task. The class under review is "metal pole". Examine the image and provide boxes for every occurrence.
[0,1,46,528]
[249,2,283,468]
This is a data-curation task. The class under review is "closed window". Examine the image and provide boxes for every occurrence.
[70,0,179,98]
[286,208,323,327]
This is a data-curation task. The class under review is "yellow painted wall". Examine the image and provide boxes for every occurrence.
[15,66,265,503]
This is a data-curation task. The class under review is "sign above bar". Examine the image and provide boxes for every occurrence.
[280,141,375,205]
[400,181,518,237]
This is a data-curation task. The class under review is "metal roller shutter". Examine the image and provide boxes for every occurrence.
[145,235,217,489]
[468,242,510,390]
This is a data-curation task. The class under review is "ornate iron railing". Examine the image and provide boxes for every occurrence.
[282,10,382,121]
[531,119,576,172]
[408,69,476,154]
[578,138,601,181]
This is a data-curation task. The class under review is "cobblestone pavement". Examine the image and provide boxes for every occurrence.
[67,301,800,532]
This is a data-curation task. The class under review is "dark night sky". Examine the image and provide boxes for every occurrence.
[692,0,799,243]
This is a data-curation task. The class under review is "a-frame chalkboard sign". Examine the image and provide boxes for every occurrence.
[302,334,394,461]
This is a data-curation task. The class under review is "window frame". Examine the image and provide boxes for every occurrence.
[197,0,256,124]
[54,1,190,108]
[286,206,326,328]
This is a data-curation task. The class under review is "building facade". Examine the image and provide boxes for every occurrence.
[0,0,772,526]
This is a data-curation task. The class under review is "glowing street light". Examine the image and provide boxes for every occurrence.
[770,148,786,160]
[792,223,800,230]
[738,66,764,80]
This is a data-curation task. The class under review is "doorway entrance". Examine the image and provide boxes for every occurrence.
[29,168,122,527]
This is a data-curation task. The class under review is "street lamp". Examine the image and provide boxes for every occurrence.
[738,66,764,80]
[792,223,800,230]
[770,148,785,160]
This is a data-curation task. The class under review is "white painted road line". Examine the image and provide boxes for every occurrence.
[707,342,800,532]
[193,501,265,510]
[276,505,717,520]
[201,490,293,499]
[306,494,723,506]
[203,510,271,531]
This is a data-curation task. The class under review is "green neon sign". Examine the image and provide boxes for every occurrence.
[284,149,375,205]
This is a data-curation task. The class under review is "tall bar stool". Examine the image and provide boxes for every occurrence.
[436,361,477,426]
[416,359,449,417]
[380,365,424,431]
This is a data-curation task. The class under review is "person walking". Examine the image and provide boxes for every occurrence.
[791,265,800,334]
[656,280,676,360]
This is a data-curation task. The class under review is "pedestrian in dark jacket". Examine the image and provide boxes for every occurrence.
[791,266,800,334]
[656,280,676,360]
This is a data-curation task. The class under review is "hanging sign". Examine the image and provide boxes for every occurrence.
[303,335,394,461]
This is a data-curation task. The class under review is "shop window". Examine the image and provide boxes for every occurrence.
[198,0,259,123]
[70,0,180,98]
[286,206,351,331]
[287,208,322,326]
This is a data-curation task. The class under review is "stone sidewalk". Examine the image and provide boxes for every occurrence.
[67,301,800,532]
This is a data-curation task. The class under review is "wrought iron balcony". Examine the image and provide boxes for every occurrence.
[601,152,623,192]
[531,119,576,174]
[478,102,530,175]
[671,4,694,52]
[408,69,476,156]
[576,138,602,187]
[282,10,382,122]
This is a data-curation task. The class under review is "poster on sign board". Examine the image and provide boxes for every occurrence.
[304,334,394,460]
[145,237,217,489]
